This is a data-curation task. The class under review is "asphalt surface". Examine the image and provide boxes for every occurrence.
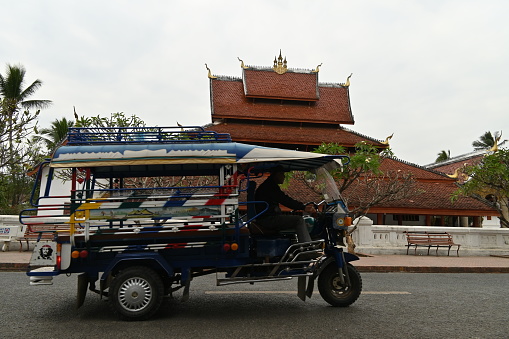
[2,245,509,273]
[2,271,509,338]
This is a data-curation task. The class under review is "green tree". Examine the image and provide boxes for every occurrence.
[33,117,74,152]
[313,142,415,215]
[53,112,168,189]
[472,131,506,150]
[75,112,146,128]
[0,64,51,111]
[435,150,451,163]
[0,64,51,165]
[453,148,509,228]
[310,142,417,253]
[0,64,50,213]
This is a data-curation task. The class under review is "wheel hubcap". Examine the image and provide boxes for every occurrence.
[118,277,152,312]
[331,275,348,295]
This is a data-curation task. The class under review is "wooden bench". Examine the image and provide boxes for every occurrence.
[18,224,70,251]
[404,231,460,256]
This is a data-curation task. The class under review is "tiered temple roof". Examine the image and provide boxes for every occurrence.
[206,53,382,150]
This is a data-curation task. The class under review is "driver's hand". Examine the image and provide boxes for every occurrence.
[304,204,316,215]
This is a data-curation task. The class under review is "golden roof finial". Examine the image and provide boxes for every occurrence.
[205,63,217,79]
[489,131,502,152]
[447,164,468,181]
[272,50,288,75]
[237,57,248,69]
[447,168,461,179]
[447,164,469,181]
[344,73,353,87]
[380,133,394,145]
[312,63,323,73]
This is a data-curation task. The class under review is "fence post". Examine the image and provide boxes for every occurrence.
[352,216,374,246]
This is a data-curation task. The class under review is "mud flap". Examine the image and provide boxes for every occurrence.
[306,276,315,298]
[181,279,190,302]
[181,268,191,302]
[77,273,88,309]
[297,276,306,301]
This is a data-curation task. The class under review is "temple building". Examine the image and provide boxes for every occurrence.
[204,52,498,227]
[204,52,386,152]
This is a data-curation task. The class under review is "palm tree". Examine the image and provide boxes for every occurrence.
[0,64,52,167]
[0,64,52,112]
[472,131,506,150]
[34,117,74,151]
[0,64,52,212]
[435,150,451,163]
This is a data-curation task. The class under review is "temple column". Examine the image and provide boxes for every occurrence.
[425,215,431,226]
[460,216,469,227]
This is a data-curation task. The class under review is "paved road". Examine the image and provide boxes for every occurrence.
[2,272,508,338]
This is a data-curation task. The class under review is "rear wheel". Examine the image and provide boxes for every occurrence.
[109,266,164,320]
[318,263,362,307]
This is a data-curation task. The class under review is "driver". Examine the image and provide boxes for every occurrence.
[254,166,316,243]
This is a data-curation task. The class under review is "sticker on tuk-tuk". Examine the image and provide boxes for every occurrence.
[30,242,57,266]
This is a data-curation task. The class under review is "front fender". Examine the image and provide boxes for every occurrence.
[317,248,359,275]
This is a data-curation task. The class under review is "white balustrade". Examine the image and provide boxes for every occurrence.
[350,216,509,256]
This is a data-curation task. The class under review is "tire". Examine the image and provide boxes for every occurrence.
[109,266,164,320]
[318,262,362,307]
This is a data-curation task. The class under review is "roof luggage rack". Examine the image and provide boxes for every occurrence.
[66,126,232,145]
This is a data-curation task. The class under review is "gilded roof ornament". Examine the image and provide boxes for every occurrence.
[272,50,288,75]
[489,132,503,153]
[343,73,353,87]
[380,133,394,145]
[447,167,461,179]
[237,57,248,69]
[205,64,217,79]
[312,63,322,73]
[447,166,469,181]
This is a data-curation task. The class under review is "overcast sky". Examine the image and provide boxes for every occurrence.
[1,0,508,165]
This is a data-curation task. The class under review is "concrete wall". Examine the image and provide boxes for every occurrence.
[351,216,509,256]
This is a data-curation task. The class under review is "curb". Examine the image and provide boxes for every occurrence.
[356,266,509,273]
[0,263,29,272]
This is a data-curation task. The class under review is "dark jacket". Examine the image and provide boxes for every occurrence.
[255,176,305,217]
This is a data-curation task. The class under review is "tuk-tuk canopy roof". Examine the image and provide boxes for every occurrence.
[51,142,346,172]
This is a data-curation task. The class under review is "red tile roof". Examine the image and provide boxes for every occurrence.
[428,152,485,175]
[343,180,496,215]
[205,121,384,148]
[210,78,354,124]
[242,68,319,100]
[380,157,449,181]
[283,171,496,216]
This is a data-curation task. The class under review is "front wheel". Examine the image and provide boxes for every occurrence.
[109,266,164,320]
[318,263,362,307]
